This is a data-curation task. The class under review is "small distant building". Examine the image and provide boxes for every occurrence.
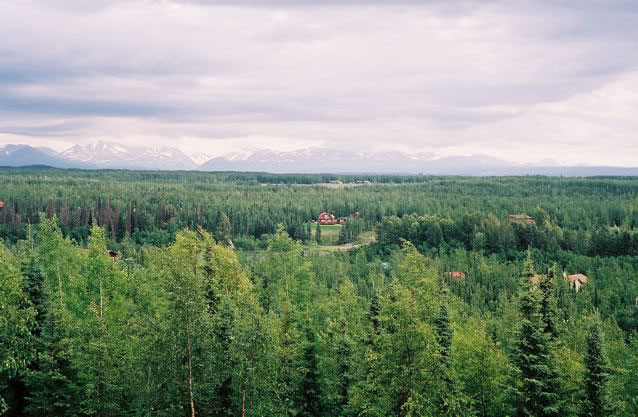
[444,271,466,281]
[509,214,535,225]
[564,272,588,292]
[107,250,119,260]
[337,217,348,225]
[0,200,4,209]
[353,211,361,218]
[529,274,542,284]
[318,212,336,225]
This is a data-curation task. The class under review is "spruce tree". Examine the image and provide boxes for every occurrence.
[523,249,535,279]
[338,224,348,244]
[434,300,467,417]
[299,325,321,417]
[582,323,610,417]
[334,326,353,416]
[215,212,233,246]
[539,266,559,340]
[435,303,452,364]
[515,257,560,417]
[315,222,321,245]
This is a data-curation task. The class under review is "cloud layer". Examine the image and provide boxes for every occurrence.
[1,0,637,164]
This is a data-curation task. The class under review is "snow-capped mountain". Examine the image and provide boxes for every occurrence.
[223,149,257,161]
[1,141,637,175]
[61,141,197,170]
[199,147,439,173]
[189,152,214,166]
[198,147,638,175]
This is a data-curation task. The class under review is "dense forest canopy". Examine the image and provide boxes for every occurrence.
[1,167,637,248]
[1,167,637,416]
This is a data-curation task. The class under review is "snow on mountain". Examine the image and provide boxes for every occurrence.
[197,147,638,175]
[223,149,257,161]
[198,147,439,173]
[1,142,636,175]
[62,141,197,170]
[189,152,214,165]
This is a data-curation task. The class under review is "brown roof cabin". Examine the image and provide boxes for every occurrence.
[318,212,336,225]
[529,274,542,284]
[444,271,466,281]
[564,272,587,292]
[509,214,535,225]
[337,217,348,225]
[107,250,119,260]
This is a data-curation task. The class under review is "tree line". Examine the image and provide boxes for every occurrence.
[2,168,638,247]
[1,218,637,416]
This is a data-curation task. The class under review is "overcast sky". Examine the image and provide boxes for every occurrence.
[1,0,638,165]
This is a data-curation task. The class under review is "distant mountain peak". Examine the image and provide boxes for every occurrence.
[61,141,196,170]
[1,141,636,175]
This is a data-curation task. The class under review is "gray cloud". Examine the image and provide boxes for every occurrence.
[0,0,637,165]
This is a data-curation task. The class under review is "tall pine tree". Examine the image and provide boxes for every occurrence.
[515,253,560,417]
[582,322,610,417]
[539,266,559,341]
[435,303,452,366]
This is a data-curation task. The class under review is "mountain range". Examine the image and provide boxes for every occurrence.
[61,142,197,170]
[1,141,637,176]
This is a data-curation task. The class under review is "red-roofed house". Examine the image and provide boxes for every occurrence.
[564,272,588,292]
[318,212,336,225]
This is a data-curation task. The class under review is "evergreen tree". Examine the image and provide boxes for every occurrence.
[25,216,81,417]
[539,266,559,340]
[299,324,321,417]
[523,249,535,279]
[215,212,233,246]
[582,323,610,417]
[515,258,560,417]
[338,224,348,244]
[315,222,321,245]
[435,303,452,364]
[369,292,381,335]
[334,326,353,416]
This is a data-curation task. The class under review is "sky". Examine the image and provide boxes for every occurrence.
[1,0,638,165]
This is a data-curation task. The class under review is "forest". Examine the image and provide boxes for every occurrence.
[1,167,638,417]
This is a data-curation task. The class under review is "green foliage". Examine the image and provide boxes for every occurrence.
[451,317,515,417]
[214,212,233,246]
[539,266,559,340]
[0,244,34,414]
[515,259,561,417]
[0,171,637,416]
[582,322,611,417]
